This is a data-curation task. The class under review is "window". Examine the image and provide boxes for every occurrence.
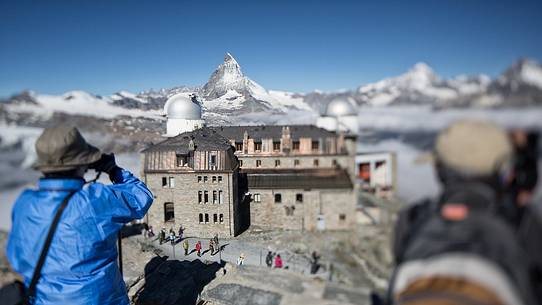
[275,160,280,167]
[256,160,262,167]
[199,213,203,223]
[213,214,218,223]
[198,191,203,204]
[204,176,208,183]
[273,141,281,151]
[212,176,217,183]
[313,159,319,167]
[239,160,243,167]
[253,193,261,203]
[218,176,223,183]
[332,159,338,166]
[339,214,346,221]
[162,177,174,188]
[197,176,202,183]
[296,193,303,203]
[255,142,262,151]
[219,214,224,223]
[311,141,319,151]
[164,202,174,222]
[294,159,300,167]
[213,190,217,204]
[293,141,300,151]
[219,190,223,204]
[177,154,188,167]
[204,191,209,203]
[210,155,217,166]
[205,213,209,223]
[235,142,243,151]
[274,193,282,203]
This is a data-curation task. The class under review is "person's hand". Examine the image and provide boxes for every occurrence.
[91,153,118,174]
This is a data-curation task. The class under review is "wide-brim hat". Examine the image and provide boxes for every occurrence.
[33,125,102,173]
[417,120,513,177]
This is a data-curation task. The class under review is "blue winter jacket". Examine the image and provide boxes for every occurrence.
[6,169,153,305]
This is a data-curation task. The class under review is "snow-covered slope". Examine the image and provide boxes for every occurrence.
[356,63,489,107]
[3,90,162,120]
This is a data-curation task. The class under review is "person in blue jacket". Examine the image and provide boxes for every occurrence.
[6,125,154,305]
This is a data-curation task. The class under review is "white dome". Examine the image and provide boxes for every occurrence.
[326,97,357,117]
[164,93,202,120]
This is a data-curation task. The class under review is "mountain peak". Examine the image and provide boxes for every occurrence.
[201,53,248,99]
[409,62,434,74]
[500,58,542,89]
[224,52,238,64]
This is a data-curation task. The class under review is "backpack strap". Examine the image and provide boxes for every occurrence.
[24,190,77,304]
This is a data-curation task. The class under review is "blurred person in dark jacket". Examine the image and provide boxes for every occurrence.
[388,120,538,305]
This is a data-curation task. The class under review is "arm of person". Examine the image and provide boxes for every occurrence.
[87,167,153,237]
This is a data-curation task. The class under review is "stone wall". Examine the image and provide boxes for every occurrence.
[249,188,355,231]
[145,171,237,238]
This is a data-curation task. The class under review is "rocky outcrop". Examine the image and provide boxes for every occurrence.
[199,264,369,305]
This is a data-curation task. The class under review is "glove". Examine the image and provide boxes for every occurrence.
[91,153,118,174]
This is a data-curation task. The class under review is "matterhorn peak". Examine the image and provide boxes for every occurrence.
[201,52,251,99]
[224,52,238,64]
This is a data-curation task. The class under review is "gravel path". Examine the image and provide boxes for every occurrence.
[140,235,326,277]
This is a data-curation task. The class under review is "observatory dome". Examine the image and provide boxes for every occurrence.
[165,93,202,120]
[325,97,357,117]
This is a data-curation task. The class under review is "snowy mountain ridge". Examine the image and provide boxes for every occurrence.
[1,54,542,127]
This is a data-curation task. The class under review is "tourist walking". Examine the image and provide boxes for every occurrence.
[209,239,215,256]
[274,254,283,268]
[147,226,155,238]
[182,239,189,255]
[237,253,245,266]
[195,240,202,257]
[265,251,273,268]
[178,225,184,239]
[159,228,166,245]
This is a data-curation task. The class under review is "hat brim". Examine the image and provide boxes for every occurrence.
[32,144,102,173]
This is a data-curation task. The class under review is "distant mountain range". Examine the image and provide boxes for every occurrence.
[1,54,541,135]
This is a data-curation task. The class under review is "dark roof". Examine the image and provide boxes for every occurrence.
[210,125,337,142]
[142,127,233,154]
[243,168,352,189]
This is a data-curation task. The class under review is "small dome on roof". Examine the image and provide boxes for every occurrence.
[164,93,202,120]
[325,97,357,117]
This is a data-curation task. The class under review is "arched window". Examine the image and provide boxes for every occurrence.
[199,213,203,223]
[164,202,174,222]
[274,193,282,203]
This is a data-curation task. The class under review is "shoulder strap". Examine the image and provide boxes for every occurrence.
[25,190,77,304]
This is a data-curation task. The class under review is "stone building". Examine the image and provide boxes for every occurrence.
[212,125,357,231]
[141,93,357,237]
[141,127,242,238]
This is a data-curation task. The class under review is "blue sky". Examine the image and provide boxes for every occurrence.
[1,0,541,97]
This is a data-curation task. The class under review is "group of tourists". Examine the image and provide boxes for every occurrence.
[265,251,284,269]
[177,234,220,257]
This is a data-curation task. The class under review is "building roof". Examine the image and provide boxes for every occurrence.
[243,168,353,189]
[142,127,233,154]
[210,125,338,142]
